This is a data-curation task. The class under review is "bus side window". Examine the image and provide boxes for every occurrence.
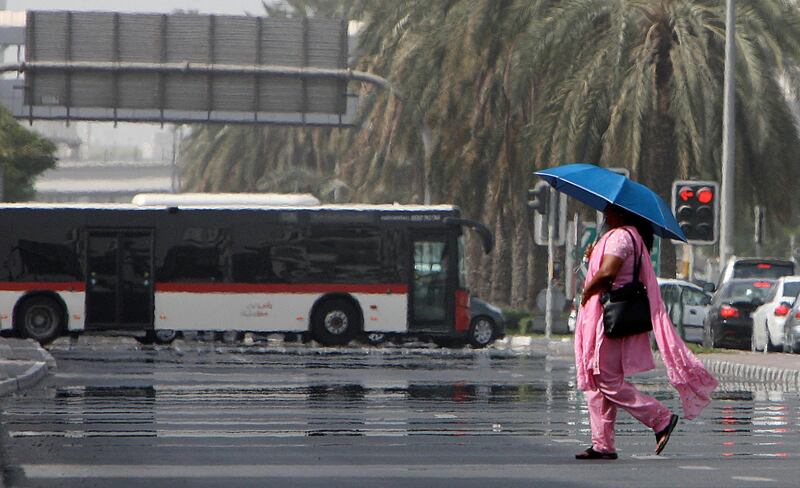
[158,227,230,282]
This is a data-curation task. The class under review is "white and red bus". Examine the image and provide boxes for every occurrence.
[0,196,494,346]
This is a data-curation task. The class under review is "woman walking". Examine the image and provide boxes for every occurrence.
[574,205,718,460]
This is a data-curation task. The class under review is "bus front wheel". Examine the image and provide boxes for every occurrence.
[311,299,360,346]
[16,296,64,344]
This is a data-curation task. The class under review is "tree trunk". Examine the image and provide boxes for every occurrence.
[644,35,680,277]
[490,202,513,306]
[510,214,530,308]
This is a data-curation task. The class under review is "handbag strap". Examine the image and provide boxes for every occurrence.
[617,227,643,286]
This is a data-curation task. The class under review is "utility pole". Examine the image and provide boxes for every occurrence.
[544,188,558,339]
[754,205,764,257]
[719,0,736,268]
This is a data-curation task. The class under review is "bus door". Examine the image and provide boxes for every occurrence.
[85,229,155,330]
[409,234,453,334]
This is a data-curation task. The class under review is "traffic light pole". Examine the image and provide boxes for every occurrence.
[720,0,736,268]
[545,189,558,339]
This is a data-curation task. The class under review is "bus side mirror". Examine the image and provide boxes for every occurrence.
[445,218,493,254]
[702,282,715,293]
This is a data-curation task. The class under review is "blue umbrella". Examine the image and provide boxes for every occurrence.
[535,163,687,242]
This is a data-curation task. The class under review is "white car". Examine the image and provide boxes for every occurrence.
[657,279,712,344]
[751,276,800,352]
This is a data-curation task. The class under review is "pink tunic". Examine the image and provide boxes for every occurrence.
[604,227,636,289]
[574,226,718,420]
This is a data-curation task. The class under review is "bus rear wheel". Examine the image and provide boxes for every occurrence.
[152,329,179,344]
[16,296,64,344]
[311,299,360,346]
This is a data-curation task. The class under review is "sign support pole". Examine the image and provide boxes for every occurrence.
[545,189,558,338]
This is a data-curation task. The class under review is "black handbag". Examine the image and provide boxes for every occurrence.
[600,229,653,338]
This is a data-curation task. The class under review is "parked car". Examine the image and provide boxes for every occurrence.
[363,295,506,348]
[716,257,795,289]
[658,279,712,344]
[567,281,711,342]
[467,296,507,347]
[703,278,776,349]
[750,276,800,352]
[781,292,800,353]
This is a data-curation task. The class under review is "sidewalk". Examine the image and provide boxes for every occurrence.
[501,335,800,389]
[0,337,56,397]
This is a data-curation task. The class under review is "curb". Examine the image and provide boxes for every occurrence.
[0,361,48,396]
[701,357,800,391]
[0,339,56,397]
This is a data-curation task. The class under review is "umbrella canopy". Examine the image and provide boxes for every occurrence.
[535,163,687,242]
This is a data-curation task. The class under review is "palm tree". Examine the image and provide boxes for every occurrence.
[336,1,542,306]
[525,0,800,271]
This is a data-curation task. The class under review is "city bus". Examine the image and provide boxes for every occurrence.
[0,195,494,347]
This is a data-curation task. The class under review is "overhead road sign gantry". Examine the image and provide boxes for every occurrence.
[0,11,389,127]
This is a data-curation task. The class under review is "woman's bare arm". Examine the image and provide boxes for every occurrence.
[581,254,624,305]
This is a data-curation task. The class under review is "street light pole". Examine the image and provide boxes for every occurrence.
[719,0,736,269]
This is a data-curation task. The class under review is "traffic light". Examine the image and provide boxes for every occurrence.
[528,181,550,215]
[671,180,719,244]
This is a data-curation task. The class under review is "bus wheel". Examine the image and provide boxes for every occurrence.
[468,316,496,348]
[16,296,64,344]
[311,299,360,346]
[153,329,179,344]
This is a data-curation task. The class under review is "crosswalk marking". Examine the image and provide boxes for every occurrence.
[731,476,776,483]
[22,464,558,479]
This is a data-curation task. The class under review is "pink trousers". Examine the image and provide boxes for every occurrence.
[585,337,673,453]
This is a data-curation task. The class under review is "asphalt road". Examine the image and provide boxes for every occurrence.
[1,337,799,488]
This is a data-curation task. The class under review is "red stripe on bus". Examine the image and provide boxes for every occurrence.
[0,282,85,292]
[154,283,409,294]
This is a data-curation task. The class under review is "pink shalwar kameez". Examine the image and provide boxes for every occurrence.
[575,226,718,453]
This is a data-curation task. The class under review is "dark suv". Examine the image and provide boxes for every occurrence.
[703,278,776,349]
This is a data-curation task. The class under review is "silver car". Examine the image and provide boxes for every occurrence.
[781,291,800,353]
[658,279,712,344]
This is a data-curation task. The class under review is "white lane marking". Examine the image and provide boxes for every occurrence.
[731,476,776,483]
[434,414,457,419]
[550,438,581,444]
[631,454,670,460]
[21,464,558,479]
[679,466,717,470]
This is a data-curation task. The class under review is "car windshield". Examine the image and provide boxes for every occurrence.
[782,282,800,300]
[720,281,775,302]
[733,261,794,280]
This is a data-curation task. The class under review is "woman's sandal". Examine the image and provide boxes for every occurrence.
[575,447,618,460]
[655,414,679,455]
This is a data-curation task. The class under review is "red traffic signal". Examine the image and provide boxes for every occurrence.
[678,187,695,202]
[696,187,714,204]
[671,180,718,244]
[678,185,714,204]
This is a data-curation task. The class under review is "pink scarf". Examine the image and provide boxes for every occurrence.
[574,227,718,420]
